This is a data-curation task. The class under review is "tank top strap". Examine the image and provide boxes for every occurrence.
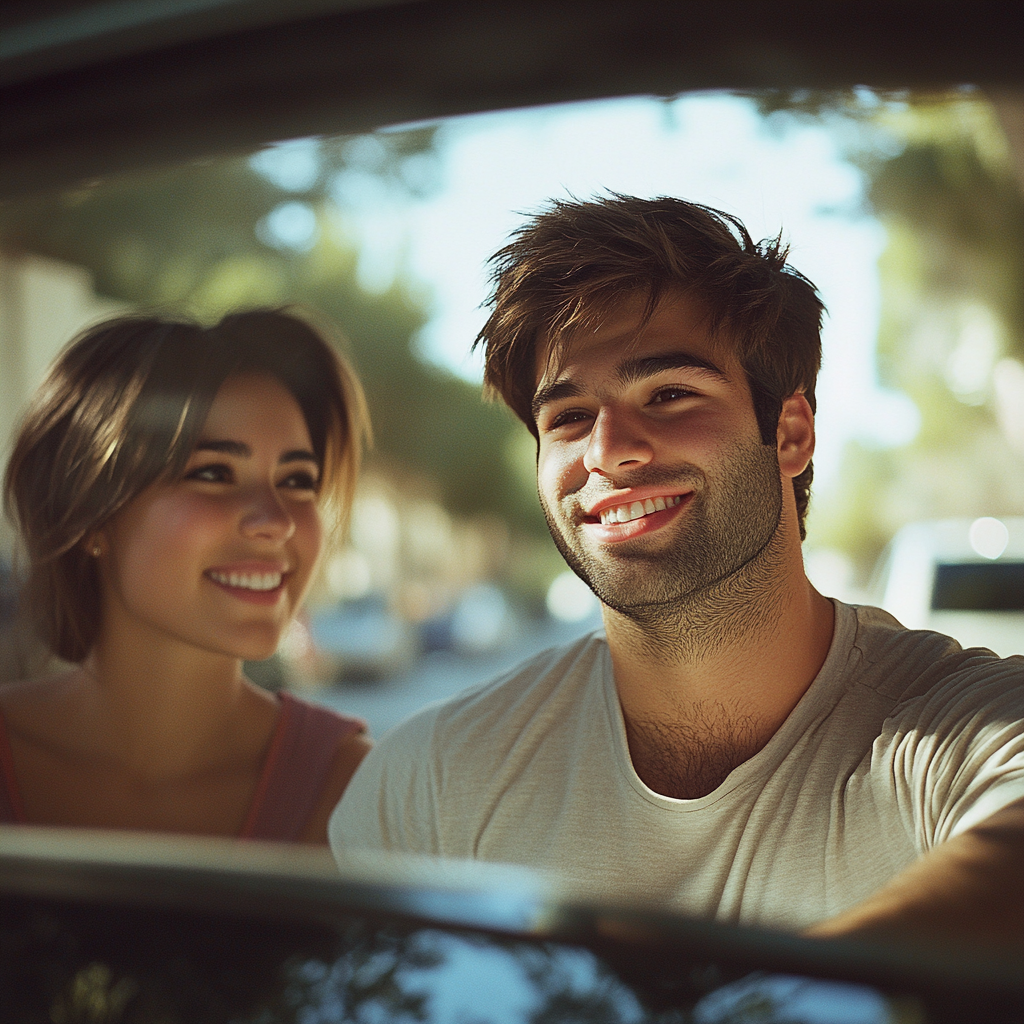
[240,692,366,842]
[0,708,28,824]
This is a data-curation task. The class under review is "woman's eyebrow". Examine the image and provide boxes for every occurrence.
[280,449,318,465]
[194,439,250,457]
[193,440,318,465]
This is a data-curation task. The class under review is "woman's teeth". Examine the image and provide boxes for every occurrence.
[208,570,282,591]
[599,494,682,526]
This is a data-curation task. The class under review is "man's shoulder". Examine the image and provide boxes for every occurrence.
[837,600,1023,705]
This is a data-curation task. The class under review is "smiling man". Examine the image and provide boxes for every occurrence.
[331,196,1024,947]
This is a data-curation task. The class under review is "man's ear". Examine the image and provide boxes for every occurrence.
[777,394,815,479]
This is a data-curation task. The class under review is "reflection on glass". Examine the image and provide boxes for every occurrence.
[1,897,929,1024]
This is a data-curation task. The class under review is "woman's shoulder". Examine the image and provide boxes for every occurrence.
[0,671,85,732]
[297,727,373,844]
[248,690,371,844]
[278,694,371,843]
[277,690,367,733]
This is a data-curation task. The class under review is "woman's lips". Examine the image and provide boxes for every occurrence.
[204,565,288,605]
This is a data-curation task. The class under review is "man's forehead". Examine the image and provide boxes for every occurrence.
[532,289,734,390]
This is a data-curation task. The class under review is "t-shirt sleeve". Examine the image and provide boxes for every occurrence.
[884,654,1024,848]
[328,705,443,857]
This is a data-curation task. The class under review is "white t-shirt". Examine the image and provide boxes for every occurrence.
[330,602,1024,930]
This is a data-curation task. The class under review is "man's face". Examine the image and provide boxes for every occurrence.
[533,290,784,617]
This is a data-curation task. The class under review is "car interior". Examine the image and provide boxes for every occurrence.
[2,2,1022,1022]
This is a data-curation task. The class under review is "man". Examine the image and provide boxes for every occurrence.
[331,196,1023,945]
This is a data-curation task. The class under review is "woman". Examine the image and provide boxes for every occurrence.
[0,310,372,844]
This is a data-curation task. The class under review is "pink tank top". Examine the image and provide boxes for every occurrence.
[0,692,365,842]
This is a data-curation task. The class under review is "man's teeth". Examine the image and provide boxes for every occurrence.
[208,570,282,591]
[599,495,682,525]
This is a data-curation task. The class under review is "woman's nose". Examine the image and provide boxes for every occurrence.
[240,486,295,541]
[582,407,654,477]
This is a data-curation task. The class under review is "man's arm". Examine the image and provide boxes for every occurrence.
[806,797,1024,949]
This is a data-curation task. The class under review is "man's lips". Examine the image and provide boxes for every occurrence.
[581,489,692,541]
[584,488,693,523]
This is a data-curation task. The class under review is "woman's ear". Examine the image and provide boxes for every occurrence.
[777,393,815,479]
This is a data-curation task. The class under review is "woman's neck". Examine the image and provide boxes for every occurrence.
[66,629,271,782]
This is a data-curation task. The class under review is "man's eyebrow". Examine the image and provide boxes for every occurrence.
[531,351,731,422]
[531,379,585,421]
[616,352,730,386]
[193,440,319,466]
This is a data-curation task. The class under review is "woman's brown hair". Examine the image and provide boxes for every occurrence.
[4,308,370,663]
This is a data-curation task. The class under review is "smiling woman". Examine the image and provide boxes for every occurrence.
[0,310,373,843]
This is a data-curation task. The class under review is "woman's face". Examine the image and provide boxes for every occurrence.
[96,373,325,663]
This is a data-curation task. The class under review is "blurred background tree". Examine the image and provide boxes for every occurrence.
[823,94,1024,577]
[0,128,548,564]
[755,90,1024,580]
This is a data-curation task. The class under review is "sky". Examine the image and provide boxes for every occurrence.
[256,91,921,497]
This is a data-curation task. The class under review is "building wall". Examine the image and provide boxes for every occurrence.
[0,251,124,554]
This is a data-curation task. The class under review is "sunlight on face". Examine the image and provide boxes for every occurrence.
[97,375,324,663]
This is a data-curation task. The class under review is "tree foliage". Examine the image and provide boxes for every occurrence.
[779,91,1024,571]
[0,131,546,539]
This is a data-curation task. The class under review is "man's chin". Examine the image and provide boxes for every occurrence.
[564,560,679,614]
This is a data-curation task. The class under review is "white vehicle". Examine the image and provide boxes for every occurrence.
[872,517,1024,658]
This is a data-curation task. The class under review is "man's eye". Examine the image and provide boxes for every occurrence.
[280,470,320,492]
[650,386,694,404]
[186,463,231,483]
[548,408,592,430]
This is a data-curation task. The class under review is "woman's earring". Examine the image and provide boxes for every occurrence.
[91,543,102,557]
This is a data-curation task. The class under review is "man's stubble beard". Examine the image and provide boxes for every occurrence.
[541,437,788,663]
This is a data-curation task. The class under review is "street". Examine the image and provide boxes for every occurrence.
[310,615,602,737]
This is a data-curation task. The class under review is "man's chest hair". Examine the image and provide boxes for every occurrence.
[622,701,768,801]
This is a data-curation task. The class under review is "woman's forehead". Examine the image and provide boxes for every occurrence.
[197,373,312,447]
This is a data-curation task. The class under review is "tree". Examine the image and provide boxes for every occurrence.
[0,131,547,545]
[753,90,1024,574]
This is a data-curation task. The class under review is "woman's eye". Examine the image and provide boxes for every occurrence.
[280,470,320,492]
[186,463,231,483]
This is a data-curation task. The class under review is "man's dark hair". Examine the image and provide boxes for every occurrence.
[474,194,825,538]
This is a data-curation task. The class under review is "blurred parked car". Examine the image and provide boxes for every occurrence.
[310,594,420,682]
[871,517,1024,658]
[421,583,518,655]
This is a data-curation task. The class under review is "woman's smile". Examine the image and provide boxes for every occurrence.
[205,562,291,604]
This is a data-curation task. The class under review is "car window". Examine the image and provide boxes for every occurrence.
[0,891,957,1024]
[932,562,1024,612]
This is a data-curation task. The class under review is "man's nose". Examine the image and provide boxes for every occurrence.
[582,407,654,476]
[240,486,295,541]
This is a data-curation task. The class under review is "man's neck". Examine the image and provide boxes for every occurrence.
[602,535,835,799]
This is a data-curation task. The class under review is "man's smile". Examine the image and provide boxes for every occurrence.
[596,494,683,525]
[581,489,693,542]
